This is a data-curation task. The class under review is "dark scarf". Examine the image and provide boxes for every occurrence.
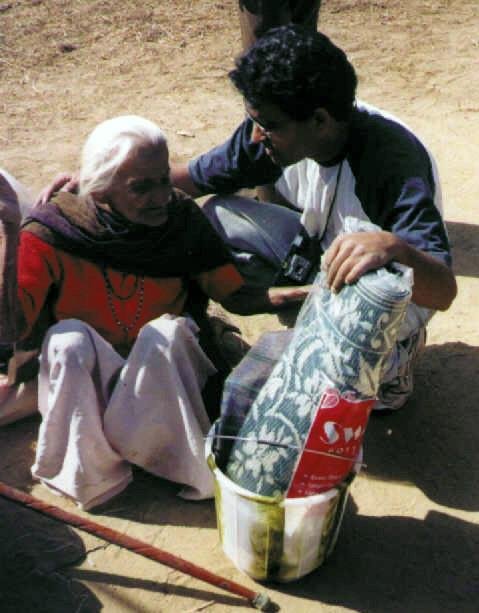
[22,190,231,278]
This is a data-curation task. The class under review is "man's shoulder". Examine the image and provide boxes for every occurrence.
[353,101,436,162]
[353,101,421,145]
[348,101,433,178]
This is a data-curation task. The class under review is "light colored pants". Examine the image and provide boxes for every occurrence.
[32,315,216,510]
[203,195,304,287]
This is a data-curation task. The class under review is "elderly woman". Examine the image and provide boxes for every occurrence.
[0,115,301,510]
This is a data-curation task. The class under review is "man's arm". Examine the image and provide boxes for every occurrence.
[170,162,206,198]
[323,230,457,311]
[180,119,282,196]
[220,283,311,315]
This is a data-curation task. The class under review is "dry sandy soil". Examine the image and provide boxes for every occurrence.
[1,1,478,612]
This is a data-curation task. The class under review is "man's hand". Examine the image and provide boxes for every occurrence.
[323,230,457,311]
[35,172,79,207]
[323,231,398,293]
[0,174,21,227]
[170,163,206,198]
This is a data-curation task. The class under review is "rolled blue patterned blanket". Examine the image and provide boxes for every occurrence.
[225,263,413,497]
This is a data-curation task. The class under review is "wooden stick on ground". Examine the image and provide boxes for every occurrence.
[0,480,276,612]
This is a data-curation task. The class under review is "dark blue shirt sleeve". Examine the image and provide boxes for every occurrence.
[386,176,452,267]
[188,119,282,194]
[349,110,452,267]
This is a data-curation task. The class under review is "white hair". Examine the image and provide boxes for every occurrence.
[79,115,167,197]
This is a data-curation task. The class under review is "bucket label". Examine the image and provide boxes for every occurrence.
[286,388,373,498]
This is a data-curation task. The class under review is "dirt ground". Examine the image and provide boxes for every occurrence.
[1,1,478,612]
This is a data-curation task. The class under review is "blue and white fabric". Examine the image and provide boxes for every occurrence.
[225,240,413,496]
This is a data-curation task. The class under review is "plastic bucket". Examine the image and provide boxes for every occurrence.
[206,424,360,582]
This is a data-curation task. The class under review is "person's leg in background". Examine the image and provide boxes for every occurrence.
[238,0,290,50]
[237,1,322,201]
[238,1,322,50]
[289,0,322,30]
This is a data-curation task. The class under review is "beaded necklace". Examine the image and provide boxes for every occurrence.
[101,267,145,336]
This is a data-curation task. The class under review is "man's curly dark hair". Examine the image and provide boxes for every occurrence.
[229,25,357,122]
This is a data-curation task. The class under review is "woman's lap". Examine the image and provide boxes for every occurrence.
[33,316,215,508]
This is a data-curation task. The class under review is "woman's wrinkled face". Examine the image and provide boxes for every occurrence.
[101,141,172,226]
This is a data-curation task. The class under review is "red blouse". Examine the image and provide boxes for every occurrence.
[18,231,243,352]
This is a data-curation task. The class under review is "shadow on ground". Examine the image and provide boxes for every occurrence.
[273,502,478,613]
[0,497,101,613]
[91,467,217,529]
[365,341,479,511]
[66,567,253,611]
[272,340,479,612]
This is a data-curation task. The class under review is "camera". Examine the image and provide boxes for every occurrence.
[274,227,322,286]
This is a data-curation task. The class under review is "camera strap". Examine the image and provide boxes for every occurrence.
[314,160,343,246]
[272,160,344,285]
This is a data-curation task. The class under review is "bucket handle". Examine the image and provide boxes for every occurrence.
[205,433,367,469]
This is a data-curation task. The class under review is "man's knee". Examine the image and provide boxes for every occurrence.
[201,195,221,226]
[202,194,273,244]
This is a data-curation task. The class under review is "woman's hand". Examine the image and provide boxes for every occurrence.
[0,174,21,227]
[35,172,79,207]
